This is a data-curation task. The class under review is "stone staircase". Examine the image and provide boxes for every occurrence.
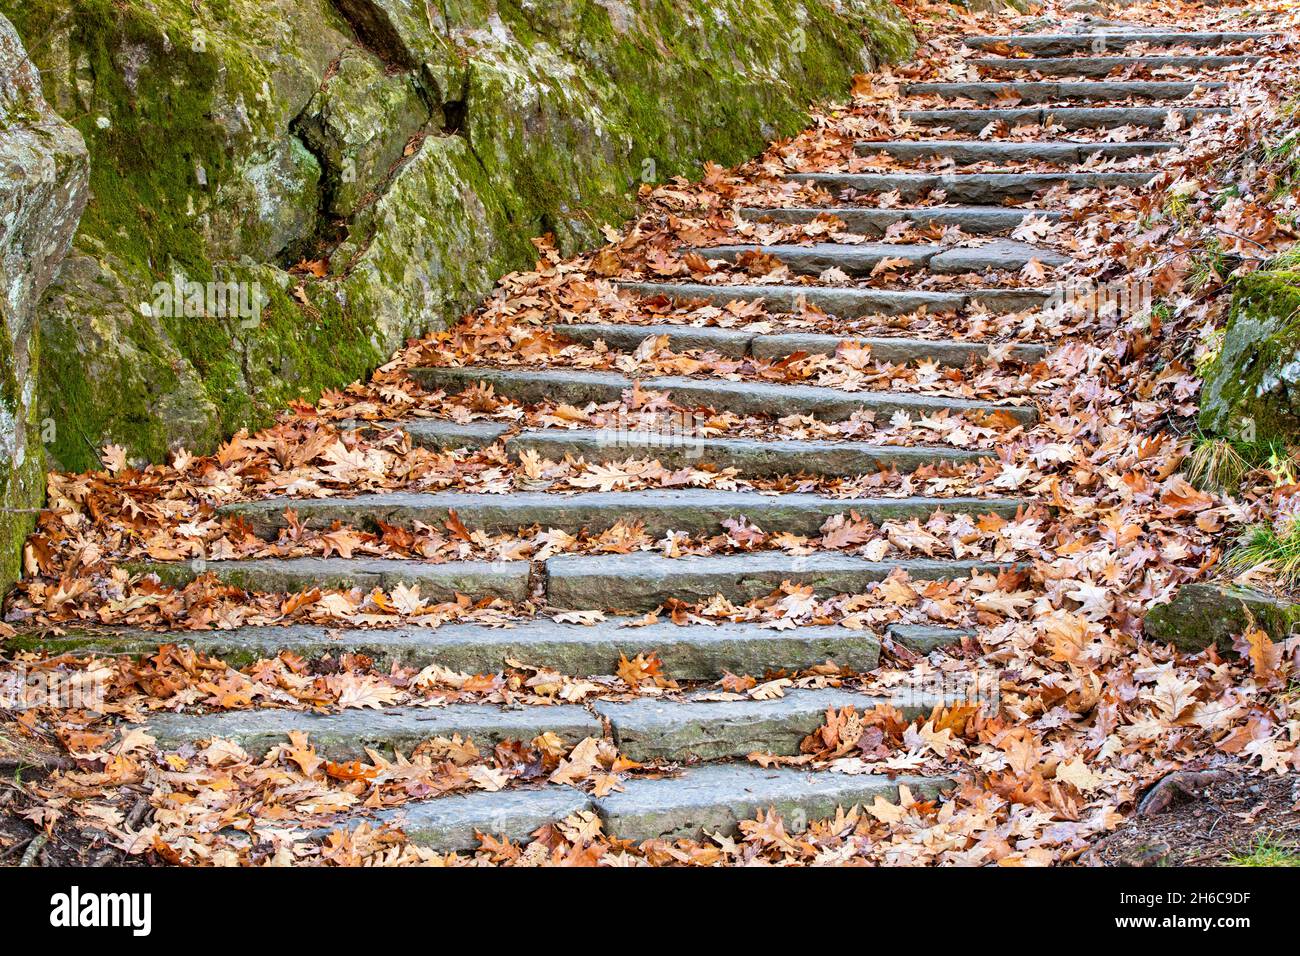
[38,20,1270,852]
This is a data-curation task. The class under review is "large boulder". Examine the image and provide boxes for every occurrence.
[1199,268,1300,445]
[0,0,913,474]
[1144,582,1300,653]
[0,12,88,596]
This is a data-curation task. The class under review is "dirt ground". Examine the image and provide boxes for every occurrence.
[0,728,137,867]
[1086,773,1300,866]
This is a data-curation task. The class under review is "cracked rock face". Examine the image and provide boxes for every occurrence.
[0,0,913,478]
[0,11,88,595]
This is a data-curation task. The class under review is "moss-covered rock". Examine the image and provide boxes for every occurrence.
[0,12,88,597]
[2,0,912,476]
[1144,582,1300,653]
[1200,268,1300,445]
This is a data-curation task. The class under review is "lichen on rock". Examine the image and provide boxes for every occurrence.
[0,11,88,597]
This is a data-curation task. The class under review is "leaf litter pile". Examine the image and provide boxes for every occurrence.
[4,0,1300,866]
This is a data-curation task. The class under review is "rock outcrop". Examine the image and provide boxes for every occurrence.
[1200,266,1300,445]
[0,12,88,595]
[0,0,913,474]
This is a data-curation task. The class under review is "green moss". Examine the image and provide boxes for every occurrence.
[2,0,914,472]
[1200,269,1300,444]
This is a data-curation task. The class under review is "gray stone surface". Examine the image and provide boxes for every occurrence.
[508,428,995,477]
[15,619,881,678]
[143,703,601,759]
[887,624,977,653]
[790,171,1154,201]
[855,140,1174,163]
[698,242,938,274]
[902,80,1224,103]
[902,106,1227,132]
[222,489,1025,539]
[930,239,1069,274]
[128,557,530,601]
[396,419,511,450]
[0,13,89,597]
[596,688,946,762]
[741,204,1063,235]
[556,322,754,357]
[618,280,1055,316]
[411,366,1039,425]
[354,787,594,852]
[593,762,954,841]
[972,54,1255,77]
[963,31,1272,55]
[750,331,1047,364]
[1143,582,1300,654]
[546,552,1014,611]
[556,321,1046,365]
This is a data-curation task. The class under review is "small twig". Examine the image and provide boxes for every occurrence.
[126,797,150,830]
[19,832,48,867]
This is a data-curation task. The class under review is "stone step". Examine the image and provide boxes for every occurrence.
[555,321,1048,364]
[127,556,532,601]
[887,623,976,653]
[617,280,1054,315]
[221,489,1027,539]
[963,31,1273,56]
[741,204,1063,235]
[139,687,952,764]
[695,239,1069,274]
[596,687,951,762]
[789,170,1153,201]
[546,551,1014,612]
[902,80,1225,103]
[361,419,993,477]
[855,139,1174,163]
[142,703,603,760]
[21,619,886,677]
[506,428,995,478]
[329,762,953,849]
[350,786,592,852]
[594,762,953,842]
[409,366,1040,425]
[971,54,1257,77]
[902,105,1228,132]
[390,419,510,450]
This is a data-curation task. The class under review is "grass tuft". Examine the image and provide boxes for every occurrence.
[1228,835,1300,867]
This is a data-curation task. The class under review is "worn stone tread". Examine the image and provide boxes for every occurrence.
[555,321,1047,364]
[886,623,977,653]
[142,703,602,759]
[220,489,1027,539]
[789,170,1153,200]
[593,762,954,841]
[963,31,1273,55]
[505,428,996,477]
[409,366,1040,425]
[595,687,950,762]
[741,204,1063,235]
[855,140,1174,163]
[127,556,530,601]
[902,80,1226,102]
[697,239,1067,273]
[902,105,1228,132]
[971,55,1256,77]
[616,280,1054,315]
[17,619,883,677]
[546,551,1015,612]
[339,787,595,852]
